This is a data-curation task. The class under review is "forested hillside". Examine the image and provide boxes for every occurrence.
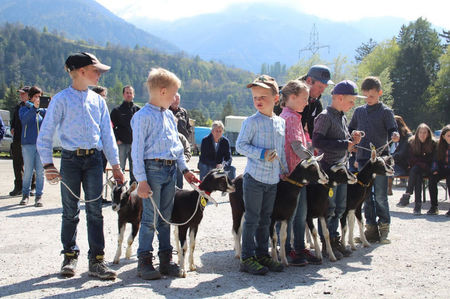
[0,24,255,122]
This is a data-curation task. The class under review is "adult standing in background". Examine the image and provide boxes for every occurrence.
[110,85,140,184]
[299,65,334,139]
[169,93,193,140]
[9,86,35,196]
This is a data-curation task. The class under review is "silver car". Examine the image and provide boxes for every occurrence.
[0,126,13,156]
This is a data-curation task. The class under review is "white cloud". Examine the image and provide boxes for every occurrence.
[96,0,449,28]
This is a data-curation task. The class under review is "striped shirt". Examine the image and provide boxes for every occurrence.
[37,86,119,165]
[236,111,288,185]
[131,103,188,182]
[312,106,351,166]
[280,107,308,174]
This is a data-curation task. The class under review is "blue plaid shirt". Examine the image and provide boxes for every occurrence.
[37,86,119,165]
[236,111,288,185]
[131,103,188,182]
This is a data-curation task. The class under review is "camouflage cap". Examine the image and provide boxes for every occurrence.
[246,75,279,94]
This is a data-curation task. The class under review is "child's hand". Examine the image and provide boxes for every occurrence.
[111,165,125,184]
[348,141,356,152]
[264,149,277,162]
[280,173,288,181]
[391,132,400,143]
[184,171,201,184]
[351,130,363,144]
[137,181,153,199]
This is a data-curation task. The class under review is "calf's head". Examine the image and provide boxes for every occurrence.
[200,168,235,194]
[108,181,138,212]
[330,162,358,185]
[369,148,395,177]
[290,140,329,185]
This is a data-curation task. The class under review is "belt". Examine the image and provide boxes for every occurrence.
[150,158,175,166]
[64,148,97,157]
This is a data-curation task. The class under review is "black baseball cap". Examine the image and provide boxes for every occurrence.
[17,86,31,93]
[65,52,111,73]
[331,80,366,98]
[307,65,334,85]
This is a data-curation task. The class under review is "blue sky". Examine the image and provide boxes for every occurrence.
[96,0,449,28]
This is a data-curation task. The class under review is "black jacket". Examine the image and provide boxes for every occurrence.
[301,96,323,138]
[110,101,140,144]
[199,133,232,168]
[11,101,26,142]
[392,132,412,172]
[169,106,193,140]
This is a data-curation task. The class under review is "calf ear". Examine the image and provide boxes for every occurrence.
[129,181,138,193]
[316,153,324,161]
[291,141,311,160]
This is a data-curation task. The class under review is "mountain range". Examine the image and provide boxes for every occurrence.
[126,3,411,72]
[0,0,178,53]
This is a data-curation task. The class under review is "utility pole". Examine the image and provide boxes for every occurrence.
[299,24,330,58]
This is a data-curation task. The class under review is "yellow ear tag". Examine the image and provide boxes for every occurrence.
[307,158,313,163]
[329,188,334,198]
[370,144,376,151]
[201,196,207,207]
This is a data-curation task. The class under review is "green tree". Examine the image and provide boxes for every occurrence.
[221,99,234,122]
[391,18,443,128]
[355,38,378,63]
[0,83,19,114]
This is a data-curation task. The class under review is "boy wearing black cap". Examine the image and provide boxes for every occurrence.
[236,75,288,275]
[348,76,399,244]
[37,52,124,280]
[312,80,363,260]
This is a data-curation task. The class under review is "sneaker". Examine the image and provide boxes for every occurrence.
[239,256,269,275]
[19,195,29,205]
[34,196,43,207]
[413,208,421,216]
[60,252,78,277]
[88,255,117,280]
[426,207,438,215]
[287,250,307,267]
[397,194,410,207]
[9,189,22,196]
[257,255,284,272]
[138,253,161,280]
[300,248,322,265]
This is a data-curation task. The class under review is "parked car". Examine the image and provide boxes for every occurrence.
[0,126,13,156]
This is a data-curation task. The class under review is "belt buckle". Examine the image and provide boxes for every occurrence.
[166,160,173,166]
[76,148,83,156]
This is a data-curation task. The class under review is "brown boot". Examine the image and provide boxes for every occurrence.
[364,224,380,243]
[387,177,393,196]
[378,223,391,244]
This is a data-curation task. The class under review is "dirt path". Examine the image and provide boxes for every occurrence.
[0,157,449,298]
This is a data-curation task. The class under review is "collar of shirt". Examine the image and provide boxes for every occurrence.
[327,106,344,117]
[147,102,167,112]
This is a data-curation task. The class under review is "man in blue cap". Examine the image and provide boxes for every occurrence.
[299,65,334,139]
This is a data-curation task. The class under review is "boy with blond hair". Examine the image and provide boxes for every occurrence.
[132,67,199,280]
[348,76,399,244]
[37,52,125,279]
[236,75,288,275]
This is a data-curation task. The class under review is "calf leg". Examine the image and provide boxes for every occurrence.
[340,212,348,249]
[232,215,244,259]
[113,223,126,264]
[307,218,322,261]
[270,221,279,262]
[126,222,140,259]
[347,210,356,250]
[174,226,188,278]
[305,225,313,249]
[356,207,370,247]
[279,221,288,266]
[188,227,198,271]
[320,217,337,262]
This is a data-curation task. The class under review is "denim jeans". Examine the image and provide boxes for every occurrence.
[137,160,176,256]
[198,161,236,181]
[364,175,390,225]
[60,149,104,257]
[285,187,307,252]
[318,184,347,239]
[21,144,44,196]
[118,143,136,183]
[241,173,277,260]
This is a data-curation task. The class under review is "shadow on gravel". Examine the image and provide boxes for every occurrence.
[391,210,450,222]
[4,202,113,218]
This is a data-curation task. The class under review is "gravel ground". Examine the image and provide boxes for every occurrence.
[0,156,449,298]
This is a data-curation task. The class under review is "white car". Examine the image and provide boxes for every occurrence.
[0,126,13,156]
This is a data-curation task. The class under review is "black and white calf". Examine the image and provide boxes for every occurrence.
[229,144,329,265]
[306,162,357,262]
[172,168,235,277]
[341,149,394,250]
[108,181,142,264]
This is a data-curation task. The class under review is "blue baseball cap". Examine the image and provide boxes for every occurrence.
[331,80,367,98]
[307,65,334,85]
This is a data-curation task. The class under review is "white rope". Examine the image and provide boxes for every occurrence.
[44,170,111,203]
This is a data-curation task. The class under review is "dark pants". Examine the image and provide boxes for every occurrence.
[60,149,105,258]
[11,141,23,190]
[428,169,450,208]
[406,165,429,208]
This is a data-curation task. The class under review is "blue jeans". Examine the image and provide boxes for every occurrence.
[364,175,390,225]
[318,184,347,239]
[285,187,307,252]
[198,161,236,181]
[118,143,136,183]
[21,144,44,196]
[137,160,176,256]
[241,173,277,260]
[60,149,104,257]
